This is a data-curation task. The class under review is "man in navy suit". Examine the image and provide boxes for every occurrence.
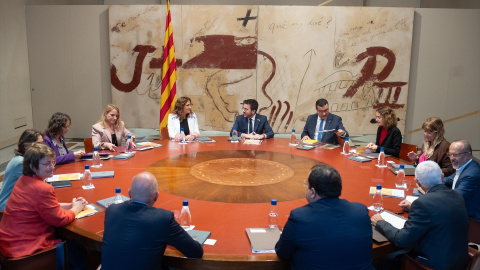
[102,172,203,270]
[275,165,374,270]
[230,99,274,139]
[372,161,469,270]
[301,98,348,144]
[444,140,480,220]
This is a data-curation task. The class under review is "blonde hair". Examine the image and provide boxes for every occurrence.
[422,117,445,159]
[376,107,397,129]
[172,97,192,122]
[98,104,124,130]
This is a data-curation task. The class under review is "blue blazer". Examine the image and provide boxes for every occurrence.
[444,160,480,220]
[300,113,348,144]
[102,201,203,269]
[230,114,274,138]
[376,184,469,270]
[275,198,374,270]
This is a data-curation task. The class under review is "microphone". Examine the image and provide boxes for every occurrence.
[370,119,376,124]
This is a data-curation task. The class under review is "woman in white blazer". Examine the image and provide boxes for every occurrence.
[92,104,135,151]
[167,97,200,141]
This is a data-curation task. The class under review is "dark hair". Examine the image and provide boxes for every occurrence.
[376,107,397,129]
[307,164,342,198]
[243,99,258,112]
[14,129,44,156]
[45,112,71,138]
[172,97,192,121]
[23,143,55,176]
[315,99,329,108]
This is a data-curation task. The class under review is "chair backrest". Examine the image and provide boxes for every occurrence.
[159,127,169,141]
[0,241,67,270]
[469,218,480,244]
[401,254,434,270]
[399,143,417,162]
[84,138,94,153]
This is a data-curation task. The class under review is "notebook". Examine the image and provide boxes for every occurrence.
[187,230,211,244]
[389,167,415,176]
[359,153,392,159]
[51,180,72,188]
[196,137,215,143]
[91,171,115,179]
[97,195,130,208]
[347,156,372,163]
[369,187,405,198]
[372,225,388,243]
[75,203,104,219]
[245,228,281,253]
[296,145,315,151]
[113,153,134,160]
[391,164,416,170]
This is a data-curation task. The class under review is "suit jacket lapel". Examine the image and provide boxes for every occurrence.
[103,126,113,143]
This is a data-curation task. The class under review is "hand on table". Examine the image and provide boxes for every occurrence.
[407,151,418,161]
[185,135,196,141]
[399,199,412,212]
[71,197,88,214]
[103,142,116,151]
[302,136,311,141]
[371,213,384,227]
[74,150,86,159]
[366,143,378,151]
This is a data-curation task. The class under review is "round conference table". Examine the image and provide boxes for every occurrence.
[54,137,413,269]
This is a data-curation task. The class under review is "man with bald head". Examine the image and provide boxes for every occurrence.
[443,140,480,220]
[101,172,203,269]
[372,161,469,270]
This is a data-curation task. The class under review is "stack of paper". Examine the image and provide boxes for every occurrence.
[302,139,319,145]
[243,140,262,145]
[245,228,281,253]
[75,204,104,219]
[45,173,81,182]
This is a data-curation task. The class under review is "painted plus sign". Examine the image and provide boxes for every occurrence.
[237,9,257,27]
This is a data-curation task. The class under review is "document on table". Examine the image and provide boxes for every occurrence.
[380,210,407,229]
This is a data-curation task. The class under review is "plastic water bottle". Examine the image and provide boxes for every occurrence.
[378,147,386,167]
[125,135,133,153]
[343,137,350,154]
[372,184,383,213]
[289,129,297,145]
[180,200,191,229]
[82,165,93,188]
[114,187,124,204]
[92,146,102,168]
[396,164,406,188]
[232,125,239,142]
[268,199,279,228]
[180,128,186,143]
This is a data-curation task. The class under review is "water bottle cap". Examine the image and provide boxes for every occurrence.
[183,200,188,206]
[115,187,121,193]
[128,135,131,139]
[376,184,382,189]
[94,146,98,151]
[181,128,184,131]
[233,125,237,129]
[400,164,404,169]
[85,165,90,169]
[345,137,349,141]
[271,199,277,205]
[380,147,384,151]
[292,129,295,132]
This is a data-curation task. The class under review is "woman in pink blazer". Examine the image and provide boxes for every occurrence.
[92,104,135,151]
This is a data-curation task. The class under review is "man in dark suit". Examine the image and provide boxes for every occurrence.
[372,161,469,270]
[275,165,374,270]
[301,98,348,144]
[230,99,274,139]
[101,172,203,270]
[444,140,480,220]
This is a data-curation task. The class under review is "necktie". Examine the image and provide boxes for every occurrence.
[248,118,253,134]
[317,119,324,141]
[452,170,460,190]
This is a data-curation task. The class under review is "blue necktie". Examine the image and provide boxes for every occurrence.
[248,118,253,134]
[317,119,324,141]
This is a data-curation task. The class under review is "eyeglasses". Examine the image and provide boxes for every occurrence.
[40,160,56,167]
[447,152,469,158]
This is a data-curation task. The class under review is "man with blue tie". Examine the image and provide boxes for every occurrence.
[230,99,274,139]
[301,99,348,144]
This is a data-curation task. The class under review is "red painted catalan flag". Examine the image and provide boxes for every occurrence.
[160,0,177,132]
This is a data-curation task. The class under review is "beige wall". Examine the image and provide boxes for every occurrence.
[0,0,33,148]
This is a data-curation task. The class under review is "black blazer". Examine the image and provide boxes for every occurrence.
[102,202,203,269]
[375,184,469,270]
[374,126,402,157]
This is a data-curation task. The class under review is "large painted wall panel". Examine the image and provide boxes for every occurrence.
[110,5,414,134]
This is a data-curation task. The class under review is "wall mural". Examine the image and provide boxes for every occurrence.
[109,5,414,134]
